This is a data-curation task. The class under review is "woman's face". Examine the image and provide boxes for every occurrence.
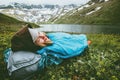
[34,32,52,46]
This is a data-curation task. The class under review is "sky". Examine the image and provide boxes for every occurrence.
[0,0,90,5]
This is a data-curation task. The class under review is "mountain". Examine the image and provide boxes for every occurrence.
[0,3,78,25]
[52,0,120,25]
[0,3,58,9]
[0,13,38,31]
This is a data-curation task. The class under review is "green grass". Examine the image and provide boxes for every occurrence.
[0,32,120,80]
[51,0,120,25]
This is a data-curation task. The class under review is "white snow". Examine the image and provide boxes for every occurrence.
[84,4,90,8]
[100,0,109,2]
[6,9,14,14]
[0,9,4,12]
[105,0,109,2]
[78,7,84,11]
[91,3,95,5]
[77,4,90,11]
[15,10,25,15]
[86,6,102,15]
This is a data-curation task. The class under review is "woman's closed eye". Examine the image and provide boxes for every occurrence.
[36,37,44,43]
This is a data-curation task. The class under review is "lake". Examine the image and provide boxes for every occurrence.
[36,24,120,34]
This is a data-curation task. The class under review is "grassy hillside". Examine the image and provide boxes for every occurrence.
[52,0,120,25]
[0,13,38,31]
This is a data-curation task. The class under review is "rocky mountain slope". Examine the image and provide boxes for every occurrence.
[0,3,77,25]
[52,0,120,25]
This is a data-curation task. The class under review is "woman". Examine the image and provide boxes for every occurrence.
[11,24,53,52]
[11,24,91,53]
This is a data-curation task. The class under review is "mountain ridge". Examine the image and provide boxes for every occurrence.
[0,2,77,9]
[0,3,78,24]
[52,0,120,25]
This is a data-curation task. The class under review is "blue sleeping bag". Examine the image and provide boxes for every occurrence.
[37,32,88,66]
[37,32,88,58]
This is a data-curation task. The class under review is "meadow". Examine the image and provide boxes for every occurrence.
[0,31,120,80]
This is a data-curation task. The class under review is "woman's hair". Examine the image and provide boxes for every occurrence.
[11,24,41,52]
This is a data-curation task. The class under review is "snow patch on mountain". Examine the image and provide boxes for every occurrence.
[105,0,109,2]
[86,6,102,15]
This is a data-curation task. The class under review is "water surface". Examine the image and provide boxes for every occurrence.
[36,24,120,34]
